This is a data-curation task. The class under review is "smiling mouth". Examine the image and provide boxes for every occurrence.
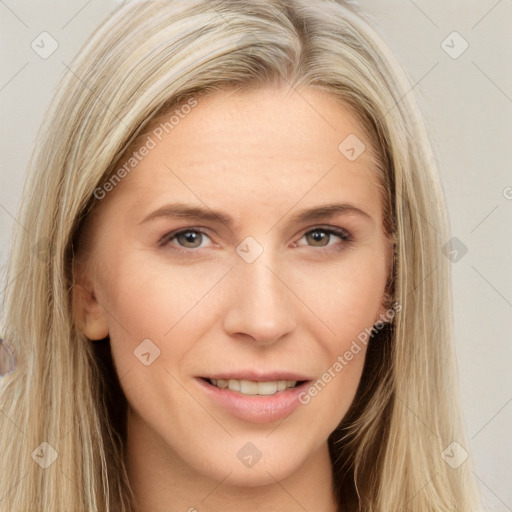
[202,377,306,396]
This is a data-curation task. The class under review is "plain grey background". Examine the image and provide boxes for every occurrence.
[1,1,511,510]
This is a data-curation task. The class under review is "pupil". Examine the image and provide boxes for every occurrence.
[308,230,327,246]
[179,231,201,247]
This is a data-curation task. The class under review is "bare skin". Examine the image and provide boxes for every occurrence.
[74,84,393,512]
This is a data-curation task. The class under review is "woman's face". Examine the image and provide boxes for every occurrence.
[75,85,393,486]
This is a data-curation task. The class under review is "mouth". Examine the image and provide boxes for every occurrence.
[202,377,307,396]
[196,375,311,423]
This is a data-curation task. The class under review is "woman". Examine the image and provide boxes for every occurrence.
[0,0,483,510]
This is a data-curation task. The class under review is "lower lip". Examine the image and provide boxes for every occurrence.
[196,378,309,424]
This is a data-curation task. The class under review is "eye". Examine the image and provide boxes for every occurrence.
[295,227,351,250]
[160,229,213,250]
[159,226,351,254]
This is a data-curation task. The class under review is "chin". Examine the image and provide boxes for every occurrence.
[181,438,309,487]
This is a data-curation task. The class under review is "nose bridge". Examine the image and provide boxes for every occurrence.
[241,252,282,306]
[223,244,297,344]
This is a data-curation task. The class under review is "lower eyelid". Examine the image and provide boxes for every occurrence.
[160,227,351,251]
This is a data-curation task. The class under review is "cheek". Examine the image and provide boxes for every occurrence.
[99,257,232,368]
[292,250,388,346]
[102,243,386,376]
[302,345,368,414]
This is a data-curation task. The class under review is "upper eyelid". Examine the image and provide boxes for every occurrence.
[295,226,351,244]
[162,225,351,247]
[161,227,214,243]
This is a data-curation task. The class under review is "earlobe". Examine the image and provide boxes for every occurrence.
[81,304,109,340]
[72,269,109,341]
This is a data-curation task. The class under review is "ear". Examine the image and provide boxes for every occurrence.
[374,236,397,324]
[375,291,393,321]
[72,260,109,340]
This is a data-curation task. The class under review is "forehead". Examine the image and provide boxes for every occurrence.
[158,85,372,161]
[99,85,383,228]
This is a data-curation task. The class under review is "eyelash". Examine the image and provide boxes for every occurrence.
[159,226,352,255]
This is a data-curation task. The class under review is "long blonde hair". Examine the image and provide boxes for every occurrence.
[0,1,482,510]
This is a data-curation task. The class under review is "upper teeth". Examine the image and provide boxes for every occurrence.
[210,379,297,396]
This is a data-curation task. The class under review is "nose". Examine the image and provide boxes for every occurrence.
[223,251,297,346]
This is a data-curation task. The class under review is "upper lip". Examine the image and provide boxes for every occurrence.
[200,371,312,382]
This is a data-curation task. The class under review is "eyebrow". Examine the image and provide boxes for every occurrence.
[139,201,373,228]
